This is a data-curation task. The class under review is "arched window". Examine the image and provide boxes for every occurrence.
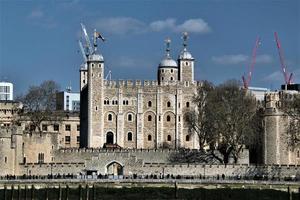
[112,101,115,105]
[186,102,190,107]
[108,114,113,121]
[162,77,164,81]
[170,77,173,81]
[115,100,118,105]
[167,101,171,107]
[186,135,190,141]
[297,150,300,158]
[148,135,152,141]
[148,115,152,121]
[126,100,129,105]
[128,114,133,121]
[167,135,171,141]
[171,69,173,73]
[148,101,152,107]
[128,132,132,141]
[167,115,171,122]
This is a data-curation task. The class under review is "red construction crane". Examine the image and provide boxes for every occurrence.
[242,36,261,89]
[274,32,293,85]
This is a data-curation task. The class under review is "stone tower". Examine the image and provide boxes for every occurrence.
[80,63,88,91]
[157,38,178,84]
[87,54,104,148]
[178,32,195,83]
[263,90,299,164]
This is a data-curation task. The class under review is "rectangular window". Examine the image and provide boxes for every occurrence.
[77,136,80,143]
[77,125,80,131]
[53,124,59,131]
[38,153,44,164]
[65,136,71,144]
[65,124,71,131]
[42,124,48,131]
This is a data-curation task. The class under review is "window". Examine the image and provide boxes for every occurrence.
[148,101,152,107]
[65,136,71,144]
[53,124,59,131]
[186,102,190,107]
[148,135,152,141]
[186,135,190,141]
[170,77,173,81]
[185,61,189,66]
[42,124,48,131]
[162,69,164,73]
[179,116,181,122]
[5,157,7,163]
[298,150,300,158]
[104,100,109,105]
[159,116,161,121]
[128,114,133,121]
[171,69,173,73]
[148,115,152,121]
[65,125,71,131]
[167,115,171,122]
[128,132,133,141]
[114,100,118,105]
[38,153,44,164]
[167,135,171,141]
[108,114,113,121]
[77,136,80,144]
[162,77,164,81]
[167,101,171,107]
[126,100,129,105]
[77,125,80,131]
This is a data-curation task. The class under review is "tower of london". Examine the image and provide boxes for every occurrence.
[79,33,199,149]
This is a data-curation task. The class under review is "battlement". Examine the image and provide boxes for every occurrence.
[103,79,199,89]
[59,147,184,154]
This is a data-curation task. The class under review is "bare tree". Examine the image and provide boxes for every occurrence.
[281,93,300,147]
[182,80,260,164]
[208,80,259,164]
[184,81,216,150]
[15,80,63,132]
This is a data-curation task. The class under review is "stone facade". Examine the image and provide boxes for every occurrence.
[80,38,198,150]
[263,90,300,165]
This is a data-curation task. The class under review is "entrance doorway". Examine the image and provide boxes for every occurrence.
[106,132,114,144]
[106,161,123,177]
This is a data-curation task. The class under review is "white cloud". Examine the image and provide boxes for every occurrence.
[212,54,248,65]
[94,17,146,35]
[256,54,273,64]
[264,71,282,82]
[28,9,44,19]
[176,18,211,33]
[150,18,211,33]
[94,17,211,35]
[149,18,176,32]
[212,54,274,65]
[27,9,57,29]
[113,56,152,68]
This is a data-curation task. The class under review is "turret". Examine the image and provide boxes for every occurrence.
[178,32,195,83]
[157,38,178,84]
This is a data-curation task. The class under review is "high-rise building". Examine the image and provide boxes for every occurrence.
[0,82,13,101]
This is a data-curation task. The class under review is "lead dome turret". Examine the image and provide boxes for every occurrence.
[157,38,178,84]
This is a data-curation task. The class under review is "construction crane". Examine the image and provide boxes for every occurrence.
[78,40,87,63]
[242,36,261,89]
[274,32,293,86]
[80,23,93,55]
[105,70,112,80]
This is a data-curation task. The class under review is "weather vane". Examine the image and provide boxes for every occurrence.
[165,37,171,58]
[182,32,189,49]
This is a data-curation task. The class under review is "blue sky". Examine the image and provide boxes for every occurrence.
[0,0,299,95]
